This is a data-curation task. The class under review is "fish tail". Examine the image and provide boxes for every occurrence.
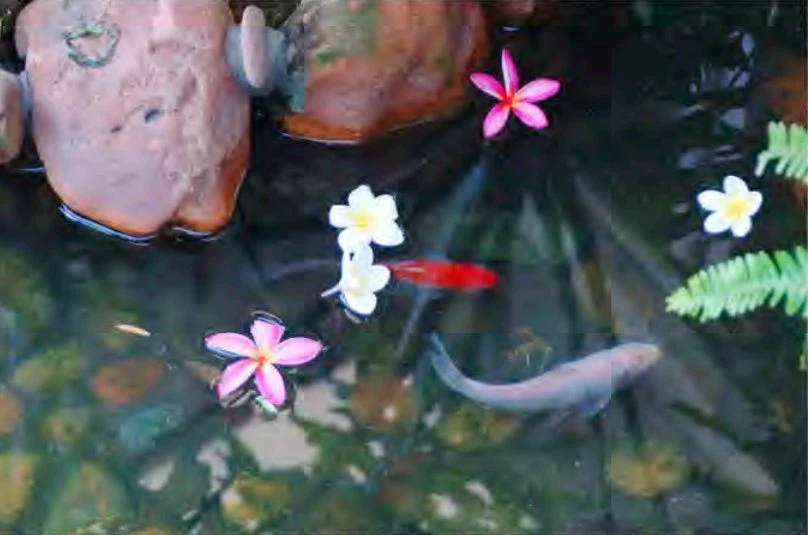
[427,334,472,395]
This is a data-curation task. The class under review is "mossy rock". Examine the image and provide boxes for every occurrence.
[436,404,522,452]
[297,489,388,535]
[41,407,93,448]
[43,462,131,535]
[0,452,39,525]
[378,466,533,535]
[608,441,689,499]
[126,528,177,535]
[0,390,21,436]
[12,343,84,396]
[0,250,52,335]
[221,473,293,532]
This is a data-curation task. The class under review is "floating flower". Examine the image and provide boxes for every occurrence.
[697,175,763,238]
[205,317,323,407]
[329,184,404,252]
[470,48,561,138]
[322,244,391,316]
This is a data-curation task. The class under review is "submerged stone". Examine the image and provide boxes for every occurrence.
[42,407,93,447]
[114,403,184,456]
[350,374,416,433]
[43,462,131,535]
[15,0,250,238]
[0,251,51,337]
[0,391,21,437]
[11,343,84,396]
[281,0,488,142]
[608,442,689,499]
[221,473,292,532]
[0,453,38,525]
[91,359,165,405]
[436,404,521,451]
[126,528,177,535]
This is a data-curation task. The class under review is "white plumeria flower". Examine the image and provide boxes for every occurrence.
[697,175,763,238]
[321,244,391,316]
[329,185,404,251]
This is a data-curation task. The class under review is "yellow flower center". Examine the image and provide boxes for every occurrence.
[721,194,753,222]
[254,351,276,367]
[350,209,375,231]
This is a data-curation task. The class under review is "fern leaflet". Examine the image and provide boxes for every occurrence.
[666,246,808,321]
[755,122,808,183]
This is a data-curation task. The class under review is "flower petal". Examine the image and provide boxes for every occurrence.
[501,49,519,96]
[373,194,399,221]
[342,290,378,316]
[483,103,510,138]
[723,175,749,195]
[251,318,284,355]
[351,242,375,267]
[348,184,375,210]
[217,359,258,399]
[696,190,726,211]
[512,102,548,130]
[470,73,506,100]
[746,191,763,215]
[255,364,286,406]
[703,212,731,234]
[329,205,352,228]
[366,264,391,292]
[514,78,560,103]
[371,222,405,247]
[274,338,323,366]
[338,227,372,252]
[730,216,752,238]
[205,333,257,358]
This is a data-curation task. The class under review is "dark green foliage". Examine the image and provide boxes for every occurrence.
[666,247,807,321]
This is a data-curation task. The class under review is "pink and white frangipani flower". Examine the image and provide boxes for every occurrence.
[470,49,561,138]
[205,317,323,408]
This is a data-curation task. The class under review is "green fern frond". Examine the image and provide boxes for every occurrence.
[755,122,808,183]
[666,246,808,322]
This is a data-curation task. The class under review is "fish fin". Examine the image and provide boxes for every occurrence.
[575,394,613,419]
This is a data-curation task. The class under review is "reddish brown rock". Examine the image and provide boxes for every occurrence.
[281,0,489,143]
[485,0,586,27]
[15,0,251,237]
[0,70,24,165]
[91,359,164,405]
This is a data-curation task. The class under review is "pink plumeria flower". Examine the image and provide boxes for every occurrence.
[205,317,323,408]
[470,49,561,138]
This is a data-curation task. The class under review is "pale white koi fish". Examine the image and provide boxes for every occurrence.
[427,334,661,414]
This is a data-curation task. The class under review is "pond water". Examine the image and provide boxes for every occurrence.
[0,4,806,535]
